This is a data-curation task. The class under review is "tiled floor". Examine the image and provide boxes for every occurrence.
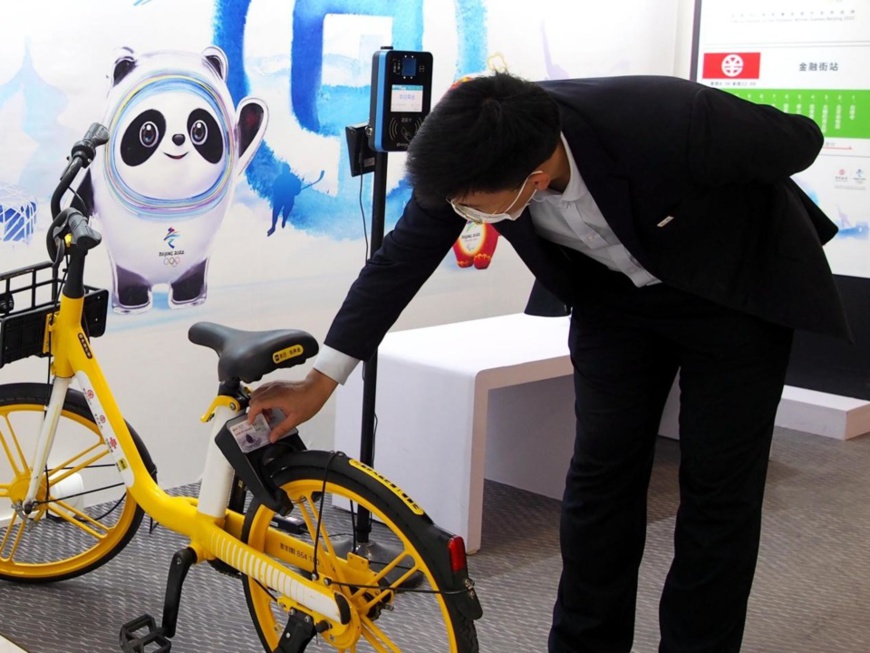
[2,428,869,652]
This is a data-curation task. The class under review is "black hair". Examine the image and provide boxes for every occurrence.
[405,72,561,209]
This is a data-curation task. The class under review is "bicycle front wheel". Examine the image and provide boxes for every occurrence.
[0,383,151,582]
[242,450,479,653]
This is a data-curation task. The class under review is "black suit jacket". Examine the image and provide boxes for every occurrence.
[325,76,849,362]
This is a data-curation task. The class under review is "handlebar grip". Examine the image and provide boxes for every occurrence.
[83,123,110,148]
[70,123,110,165]
[67,210,102,252]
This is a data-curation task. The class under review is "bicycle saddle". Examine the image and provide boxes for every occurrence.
[188,322,319,382]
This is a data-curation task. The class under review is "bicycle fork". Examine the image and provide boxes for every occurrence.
[20,377,72,518]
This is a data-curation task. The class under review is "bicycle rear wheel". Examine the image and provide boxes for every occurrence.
[242,450,479,653]
[0,383,152,582]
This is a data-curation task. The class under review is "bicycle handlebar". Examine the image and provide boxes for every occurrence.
[49,157,84,221]
[47,123,108,262]
[70,123,110,165]
[66,209,102,251]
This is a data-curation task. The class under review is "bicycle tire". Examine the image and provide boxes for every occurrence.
[241,450,479,653]
[0,382,153,583]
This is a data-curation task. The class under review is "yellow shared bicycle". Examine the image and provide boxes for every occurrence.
[0,125,482,652]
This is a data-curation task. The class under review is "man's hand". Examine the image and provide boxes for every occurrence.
[248,369,338,442]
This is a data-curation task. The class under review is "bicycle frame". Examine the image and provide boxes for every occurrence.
[2,125,481,653]
[21,281,354,633]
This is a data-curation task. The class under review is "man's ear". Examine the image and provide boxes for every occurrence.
[529,170,551,190]
[533,139,568,192]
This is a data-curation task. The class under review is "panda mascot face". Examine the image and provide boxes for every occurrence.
[115,90,227,201]
[84,46,268,314]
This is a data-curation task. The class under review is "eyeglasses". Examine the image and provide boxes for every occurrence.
[449,171,542,224]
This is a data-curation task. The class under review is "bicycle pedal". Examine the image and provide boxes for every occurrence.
[119,614,171,653]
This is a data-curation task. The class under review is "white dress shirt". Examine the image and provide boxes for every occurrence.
[530,134,658,288]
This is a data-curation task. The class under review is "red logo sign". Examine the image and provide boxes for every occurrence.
[702,52,761,79]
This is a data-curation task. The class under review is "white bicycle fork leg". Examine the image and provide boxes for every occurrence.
[23,377,72,511]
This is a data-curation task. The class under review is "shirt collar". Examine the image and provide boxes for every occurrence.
[534,133,587,204]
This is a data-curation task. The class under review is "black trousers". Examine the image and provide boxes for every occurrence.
[548,276,793,653]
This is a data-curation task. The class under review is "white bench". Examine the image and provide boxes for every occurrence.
[335,314,574,553]
[334,313,870,553]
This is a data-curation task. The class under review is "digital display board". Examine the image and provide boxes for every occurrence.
[692,0,870,278]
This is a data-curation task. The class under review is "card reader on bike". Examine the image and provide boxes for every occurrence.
[215,412,304,514]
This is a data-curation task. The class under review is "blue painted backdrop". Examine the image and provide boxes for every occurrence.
[212,0,487,237]
[0,0,488,247]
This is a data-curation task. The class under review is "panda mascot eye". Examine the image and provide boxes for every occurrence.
[190,120,208,146]
[121,109,167,167]
[140,122,160,148]
[187,108,223,164]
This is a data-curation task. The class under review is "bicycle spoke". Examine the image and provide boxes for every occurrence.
[46,501,111,539]
[0,514,26,563]
[0,413,28,478]
[360,617,402,653]
[47,443,109,487]
[300,494,338,552]
[295,494,347,582]
[0,512,18,556]
[366,553,418,592]
[294,499,323,546]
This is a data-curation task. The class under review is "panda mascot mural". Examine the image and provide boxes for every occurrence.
[78,46,268,313]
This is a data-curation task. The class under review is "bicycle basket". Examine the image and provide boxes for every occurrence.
[0,261,109,368]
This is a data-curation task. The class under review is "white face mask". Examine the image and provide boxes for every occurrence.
[450,171,542,224]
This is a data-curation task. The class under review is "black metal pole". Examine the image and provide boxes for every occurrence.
[355,150,389,544]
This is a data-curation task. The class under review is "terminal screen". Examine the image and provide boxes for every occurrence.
[391,84,424,113]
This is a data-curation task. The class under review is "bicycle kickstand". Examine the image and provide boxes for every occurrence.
[119,546,198,652]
